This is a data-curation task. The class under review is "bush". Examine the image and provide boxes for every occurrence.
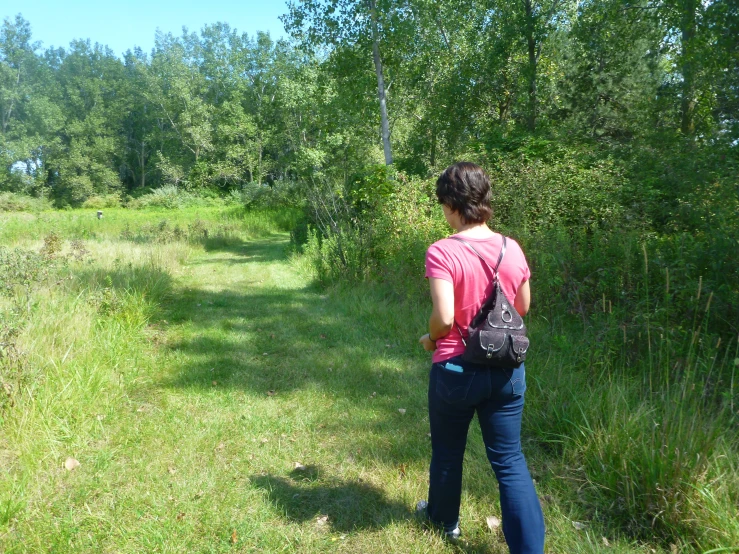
[126,185,191,209]
[368,176,448,297]
[82,193,122,209]
[304,161,737,338]
[303,226,372,284]
[237,180,304,209]
[0,192,52,213]
[0,236,69,418]
[0,244,63,296]
[301,152,632,293]
[490,154,630,233]
[126,186,231,209]
[0,309,25,418]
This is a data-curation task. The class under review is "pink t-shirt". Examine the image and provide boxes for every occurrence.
[425,233,531,363]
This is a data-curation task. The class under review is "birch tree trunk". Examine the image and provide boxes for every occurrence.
[368,0,393,165]
[140,141,146,189]
[524,0,538,132]
[680,0,697,135]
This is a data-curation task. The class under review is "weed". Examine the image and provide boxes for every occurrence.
[40,232,63,258]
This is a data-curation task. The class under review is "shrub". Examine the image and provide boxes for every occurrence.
[303,226,371,284]
[237,180,304,209]
[126,185,190,209]
[82,193,122,209]
[489,154,630,233]
[126,186,230,209]
[0,244,62,296]
[0,310,25,418]
[301,152,632,293]
[0,237,69,418]
[369,176,448,298]
[0,192,52,213]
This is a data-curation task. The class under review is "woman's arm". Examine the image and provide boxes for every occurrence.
[514,280,531,316]
[420,277,455,351]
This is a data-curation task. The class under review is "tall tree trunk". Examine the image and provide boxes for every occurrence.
[258,134,263,185]
[499,68,512,123]
[1,66,21,135]
[680,0,697,135]
[524,0,537,132]
[368,0,393,165]
[430,128,437,168]
[140,141,146,189]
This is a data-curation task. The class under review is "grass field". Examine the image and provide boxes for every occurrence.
[0,207,736,553]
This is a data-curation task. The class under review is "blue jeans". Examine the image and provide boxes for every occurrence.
[426,358,545,554]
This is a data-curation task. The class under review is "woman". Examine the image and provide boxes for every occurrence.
[417,162,545,553]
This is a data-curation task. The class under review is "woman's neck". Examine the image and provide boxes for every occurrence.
[453,222,495,238]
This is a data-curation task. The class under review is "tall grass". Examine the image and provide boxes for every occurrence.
[529,316,738,545]
[0,240,182,522]
[0,206,299,245]
[0,206,295,534]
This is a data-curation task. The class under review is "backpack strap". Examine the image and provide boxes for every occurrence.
[446,235,508,345]
[448,235,507,277]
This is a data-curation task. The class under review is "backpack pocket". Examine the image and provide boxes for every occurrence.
[462,329,507,364]
[509,334,529,365]
[463,330,528,368]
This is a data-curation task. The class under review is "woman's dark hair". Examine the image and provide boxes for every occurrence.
[435,162,492,224]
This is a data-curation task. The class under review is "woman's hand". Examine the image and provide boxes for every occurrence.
[419,333,437,352]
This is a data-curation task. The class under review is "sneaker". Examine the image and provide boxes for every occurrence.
[415,500,461,541]
[415,499,429,518]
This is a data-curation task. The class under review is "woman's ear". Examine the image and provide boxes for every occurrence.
[442,205,460,229]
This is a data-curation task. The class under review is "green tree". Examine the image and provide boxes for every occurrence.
[558,0,667,140]
[120,48,157,192]
[147,31,214,188]
[707,0,738,139]
[283,0,407,165]
[0,15,44,193]
[42,40,126,204]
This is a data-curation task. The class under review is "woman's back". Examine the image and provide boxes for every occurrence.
[425,233,531,364]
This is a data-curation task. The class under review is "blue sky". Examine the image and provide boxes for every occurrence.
[2,0,290,57]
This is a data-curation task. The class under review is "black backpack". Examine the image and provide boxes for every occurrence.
[449,236,529,368]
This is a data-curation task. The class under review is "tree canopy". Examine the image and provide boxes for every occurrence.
[0,2,736,206]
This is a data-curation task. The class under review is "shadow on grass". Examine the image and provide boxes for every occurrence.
[151,235,436,465]
[72,235,537,522]
[149,234,536,536]
[157,284,435,464]
[197,236,288,263]
[253,464,502,553]
[200,235,247,254]
[251,466,411,532]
